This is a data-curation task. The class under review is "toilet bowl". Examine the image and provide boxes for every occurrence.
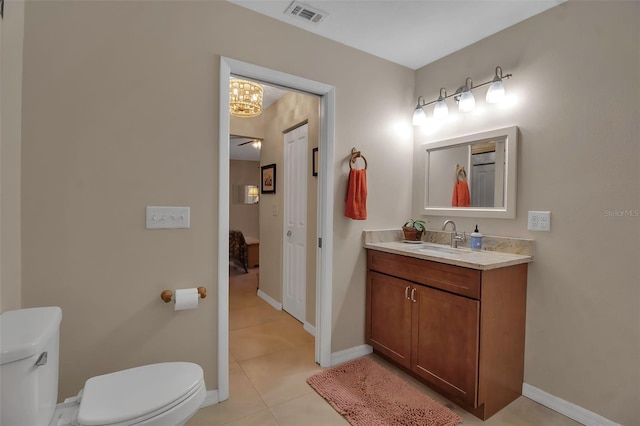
[53,362,206,426]
[0,307,206,426]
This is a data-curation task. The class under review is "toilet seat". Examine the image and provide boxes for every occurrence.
[77,362,205,426]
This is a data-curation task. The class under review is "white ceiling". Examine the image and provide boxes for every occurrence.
[229,0,565,161]
[228,0,565,70]
[230,135,263,161]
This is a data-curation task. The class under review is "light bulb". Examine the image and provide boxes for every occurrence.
[433,99,448,119]
[458,91,475,112]
[413,106,427,126]
[486,80,505,104]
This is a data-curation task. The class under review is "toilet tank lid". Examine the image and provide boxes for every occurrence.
[0,307,62,365]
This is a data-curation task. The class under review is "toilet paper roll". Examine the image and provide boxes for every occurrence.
[174,288,199,311]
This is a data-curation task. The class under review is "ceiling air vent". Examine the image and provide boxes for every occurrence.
[284,1,327,24]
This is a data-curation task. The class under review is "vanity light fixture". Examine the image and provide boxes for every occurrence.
[251,140,262,150]
[412,66,513,126]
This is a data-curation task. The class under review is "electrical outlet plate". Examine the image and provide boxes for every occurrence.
[146,206,190,229]
[528,211,551,232]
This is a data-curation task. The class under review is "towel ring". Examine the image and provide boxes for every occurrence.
[455,164,467,180]
[349,148,368,170]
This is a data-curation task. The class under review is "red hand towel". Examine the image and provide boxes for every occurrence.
[452,180,471,207]
[345,169,367,220]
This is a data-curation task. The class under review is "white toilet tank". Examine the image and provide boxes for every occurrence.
[1,307,62,426]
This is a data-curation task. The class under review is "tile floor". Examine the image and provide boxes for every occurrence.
[188,267,580,425]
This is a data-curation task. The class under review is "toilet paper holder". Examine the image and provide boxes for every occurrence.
[160,287,207,303]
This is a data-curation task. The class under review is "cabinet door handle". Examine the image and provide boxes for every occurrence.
[405,286,410,300]
[410,288,416,303]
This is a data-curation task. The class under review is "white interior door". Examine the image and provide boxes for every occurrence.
[283,123,308,323]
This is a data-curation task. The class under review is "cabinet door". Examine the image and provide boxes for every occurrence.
[366,271,412,368]
[411,284,479,407]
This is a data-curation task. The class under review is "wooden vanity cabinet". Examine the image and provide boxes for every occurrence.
[411,282,479,407]
[366,271,412,368]
[365,249,528,420]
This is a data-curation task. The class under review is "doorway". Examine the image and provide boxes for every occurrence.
[218,57,335,402]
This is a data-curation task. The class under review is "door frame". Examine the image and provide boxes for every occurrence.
[218,57,335,401]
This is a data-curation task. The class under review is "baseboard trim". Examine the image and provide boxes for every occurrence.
[330,344,373,366]
[303,321,316,336]
[200,390,219,408]
[257,289,282,310]
[522,383,620,426]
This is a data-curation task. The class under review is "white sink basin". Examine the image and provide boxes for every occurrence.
[415,243,471,256]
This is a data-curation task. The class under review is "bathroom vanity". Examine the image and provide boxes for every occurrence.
[364,238,532,420]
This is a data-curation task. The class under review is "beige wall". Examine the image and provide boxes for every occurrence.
[0,0,25,312]
[19,0,414,400]
[229,160,260,239]
[414,2,639,424]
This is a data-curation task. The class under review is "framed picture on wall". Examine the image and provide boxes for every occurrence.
[312,147,319,177]
[261,164,276,194]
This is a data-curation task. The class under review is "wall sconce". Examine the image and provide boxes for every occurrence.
[413,66,512,126]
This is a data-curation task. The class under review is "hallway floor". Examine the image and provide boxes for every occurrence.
[187,267,579,426]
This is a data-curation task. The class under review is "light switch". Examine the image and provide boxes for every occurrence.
[146,206,190,229]
[528,211,551,232]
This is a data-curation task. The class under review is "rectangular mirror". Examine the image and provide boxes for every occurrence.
[416,126,518,219]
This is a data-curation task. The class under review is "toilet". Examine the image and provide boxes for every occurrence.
[0,307,206,426]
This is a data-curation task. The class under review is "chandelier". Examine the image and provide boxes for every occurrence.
[229,78,263,118]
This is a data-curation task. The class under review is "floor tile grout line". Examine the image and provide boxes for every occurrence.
[228,267,311,425]
[229,268,314,425]
[229,316,293,333]
[218,408,275,426]
[228,272,277,424]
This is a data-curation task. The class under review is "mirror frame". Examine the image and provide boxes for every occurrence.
[417,126,518,219]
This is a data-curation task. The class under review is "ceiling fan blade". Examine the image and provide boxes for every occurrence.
[238,139,261,146]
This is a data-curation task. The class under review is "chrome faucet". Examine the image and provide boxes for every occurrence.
[442,220,466,248]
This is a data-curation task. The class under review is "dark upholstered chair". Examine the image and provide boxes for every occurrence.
[229,229,248,273]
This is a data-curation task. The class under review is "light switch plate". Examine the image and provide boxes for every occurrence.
[528,211,551,232]
[146,206,190,229]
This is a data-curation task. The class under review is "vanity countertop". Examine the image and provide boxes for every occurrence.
[364,240,532,270]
